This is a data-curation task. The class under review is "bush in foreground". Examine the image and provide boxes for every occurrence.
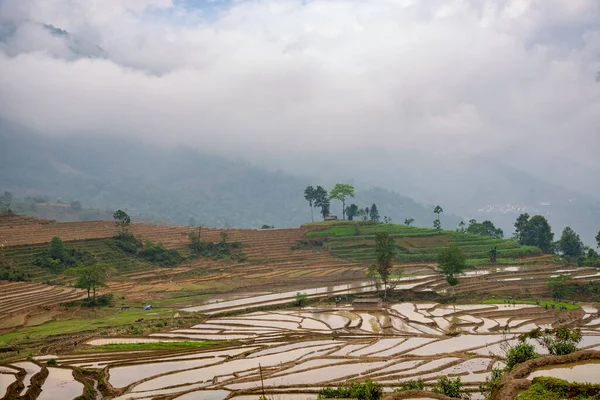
[318,379,383,400]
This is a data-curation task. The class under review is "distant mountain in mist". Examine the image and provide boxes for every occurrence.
[0,128,461,229]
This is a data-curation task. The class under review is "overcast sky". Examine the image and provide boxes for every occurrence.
[1,0,599,170]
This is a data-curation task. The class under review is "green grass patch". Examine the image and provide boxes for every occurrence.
[306,226,356,237]
[0,307,177,345]
[483,298,579,310]
[87,341,223,351]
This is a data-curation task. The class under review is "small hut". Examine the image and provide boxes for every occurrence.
[324,215,338,221]
[352,298,382,311]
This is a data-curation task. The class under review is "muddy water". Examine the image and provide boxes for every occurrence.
[173,389,231,399]
[294,312,350,329]
[250,341,342,358]
[350,338,406,356]
[0,374,16,398]
[150,333,254,340]
[183,281,378,312]
[38,367,84,400]
[273,358,349,375]
[528,360,600,383]
[409,335,503,356]
[207,319,301,330]
[112,383,210,400]
[299,318,331,331]
[227,361,390,389]
[12,361,41,395]
[132,346,332,392]
[87,338,186,345]
[392,304,433,324]
[110,357,223,388]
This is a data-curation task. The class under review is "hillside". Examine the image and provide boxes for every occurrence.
[304,220,546,266]
[0,129,462,229]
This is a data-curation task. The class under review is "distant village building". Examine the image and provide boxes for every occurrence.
[324,215,338,221]
[352,298,382,310]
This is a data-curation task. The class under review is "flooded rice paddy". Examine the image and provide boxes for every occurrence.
[3,271,600,399]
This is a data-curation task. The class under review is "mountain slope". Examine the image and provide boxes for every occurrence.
[0,128,461,229]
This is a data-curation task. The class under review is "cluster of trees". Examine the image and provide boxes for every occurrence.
[457,219,504,239]
[31,237,96,274]
[304,184,384,222]
[188,229,245,261]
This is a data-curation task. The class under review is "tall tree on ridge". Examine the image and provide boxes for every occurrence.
[313,186,330,220]
[304,186,316,222]
[557,226,585,265]
[369,203,380,222]
[328,184,355,220]
[596,230,600,248]
[433,205,443,231]
[375,231,395,300]
[404,218,414,226]
[345,204,359,221]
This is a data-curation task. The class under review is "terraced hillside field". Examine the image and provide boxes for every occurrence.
[0,281,86,330]
[305,221,547,265]
[3,298,599,400]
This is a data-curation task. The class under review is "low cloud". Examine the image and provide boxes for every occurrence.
[0,0,599,167]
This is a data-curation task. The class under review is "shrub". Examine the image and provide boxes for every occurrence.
[318,379,383,400]
[46,359,57,366]
[31,237,96,274]
[138,241,184,267]
[527,326,582,356]
[81,293,113,307]
[395,379,425,392]
[506,341,538,370]
[109,233,142,254]
[432,376,470,399]
[295,292,308,307]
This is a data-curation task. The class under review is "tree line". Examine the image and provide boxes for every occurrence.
[303,184,385,222]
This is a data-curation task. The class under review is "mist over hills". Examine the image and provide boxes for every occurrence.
[0,130,463,229]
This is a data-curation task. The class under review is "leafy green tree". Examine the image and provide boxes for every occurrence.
[363,207,370,221]
[374,231,395,299]
[467,219,503,239]
[433,205,443,231]
[328,184,355,220]
[438,247,467,293]
[534,327,582,356]
[369,204,380,222]
[557,226,585,264]
[457,221,465,233]
[304,186,316,222]
[69,200,82,211]
[65,263,110,301]
[345,204,359,221]
[113,209,131,235]
[404,218,414,226]
[505,341,538,370]
[313,186,330,220]
[547,274,575,299]
[596,230,600,248]
[584,248,599,267]
[432,376,469,399]
[49,236,66,260]
[295,292,308,307]
[513,214,554,253]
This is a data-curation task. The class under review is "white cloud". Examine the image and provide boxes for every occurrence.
[0,0,599,166]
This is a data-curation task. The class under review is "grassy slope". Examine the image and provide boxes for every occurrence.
[304,221,546,266]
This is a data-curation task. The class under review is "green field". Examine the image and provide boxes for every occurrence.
[483,298,579,310]
[305,221,544,266]
[85,341,222,351]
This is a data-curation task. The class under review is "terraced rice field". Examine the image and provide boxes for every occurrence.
[310,222,545,265]
[0,281,86,328]
[2,299,597,399]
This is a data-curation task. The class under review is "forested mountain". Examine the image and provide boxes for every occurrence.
[0,130,461,229]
